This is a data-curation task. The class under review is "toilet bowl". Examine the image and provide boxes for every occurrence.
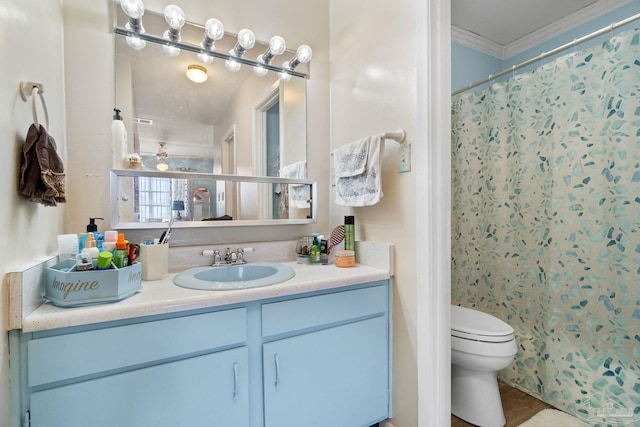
[451,305,517,427]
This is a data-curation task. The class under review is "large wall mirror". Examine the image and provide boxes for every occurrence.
[111,170,317,229]
[113,4,308,177]
[112,1,315,229]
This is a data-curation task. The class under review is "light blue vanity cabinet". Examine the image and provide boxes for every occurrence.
[17,308,250,427]
[261,284,390,427]
[12,280,391,427]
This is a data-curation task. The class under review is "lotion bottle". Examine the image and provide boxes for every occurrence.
[80,233,100,260]
[111,108,128,168]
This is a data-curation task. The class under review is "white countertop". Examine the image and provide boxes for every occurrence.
[21,262,390,333]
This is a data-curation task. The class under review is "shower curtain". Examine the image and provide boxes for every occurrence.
[451,29,639,425]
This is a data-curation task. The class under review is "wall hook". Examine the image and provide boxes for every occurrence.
[19,81,49,130]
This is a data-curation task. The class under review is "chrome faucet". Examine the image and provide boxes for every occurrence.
[203,247,253,266]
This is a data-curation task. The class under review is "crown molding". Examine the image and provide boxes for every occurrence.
[451,25,503,58]
[504,0,632,58]
[452,0,632,59]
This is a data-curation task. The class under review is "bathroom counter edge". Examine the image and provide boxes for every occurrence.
[20,262,390,333]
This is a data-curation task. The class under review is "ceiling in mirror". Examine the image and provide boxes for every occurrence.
[113,1,310,176]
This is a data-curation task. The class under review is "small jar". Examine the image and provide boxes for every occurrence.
[335,250,355,268]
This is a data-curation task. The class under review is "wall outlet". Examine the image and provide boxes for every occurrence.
[398,143,411,173]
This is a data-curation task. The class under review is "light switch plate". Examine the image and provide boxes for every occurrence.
[398,143,411,173]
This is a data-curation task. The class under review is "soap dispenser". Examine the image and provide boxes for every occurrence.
[111,108,128,168]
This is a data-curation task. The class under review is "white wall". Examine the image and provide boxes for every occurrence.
[329,0,451,425]
[329,0,418,424]
[0,1,66,424]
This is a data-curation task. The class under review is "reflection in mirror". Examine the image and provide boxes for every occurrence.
[110,170,316,229]
[113,6,308,177]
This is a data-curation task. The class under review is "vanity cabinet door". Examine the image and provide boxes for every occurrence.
[29,346,249,427]
[262,316,389,427]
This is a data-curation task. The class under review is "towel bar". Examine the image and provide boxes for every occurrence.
[383,129,406,143]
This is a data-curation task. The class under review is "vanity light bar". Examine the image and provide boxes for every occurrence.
[115,0,310,79]
[115,26,309,79]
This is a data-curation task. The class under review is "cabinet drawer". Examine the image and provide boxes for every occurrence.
[262,282,387,337]
[28,308,246,387]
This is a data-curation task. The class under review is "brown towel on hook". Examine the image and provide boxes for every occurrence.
[19,124,66,206]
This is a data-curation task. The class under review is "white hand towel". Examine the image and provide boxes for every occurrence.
[279,160,309,208]
[333,137,369,178]
[334,135,384,207]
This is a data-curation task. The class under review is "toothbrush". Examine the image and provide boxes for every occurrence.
[159,218,174,244]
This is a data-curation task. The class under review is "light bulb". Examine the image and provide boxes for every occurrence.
[280,72,292,82]
[237,29,255,50]
[269,36,286,56]
[121,0,145,19]
[225,58,241,72]
[163,5,185,30]
[254,64,268,77]
[197,52,214,64]
[125,25,146,51]
[296,45,313,63]
[204,18,225,41]
[162,30,180,56]
[162,44,180,56]
[156,161,169,171]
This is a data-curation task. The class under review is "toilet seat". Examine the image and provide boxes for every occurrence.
[451,305,514,343]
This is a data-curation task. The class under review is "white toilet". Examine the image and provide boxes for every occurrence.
[451,305,517,427]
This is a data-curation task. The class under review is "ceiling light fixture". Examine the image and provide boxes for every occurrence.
[186,64,208,83]
[197,18,224,64]
[156,142,169,171]
[254,35,286,77]
[225,28,255,72]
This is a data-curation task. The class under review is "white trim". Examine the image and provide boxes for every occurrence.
[452,0,632,59]
[252,84,280,220]
[504,0,632,58]
[417,0,451,425]
[221,125,239,218]
[451,25,503,58]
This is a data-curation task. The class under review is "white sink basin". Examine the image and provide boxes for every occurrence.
[173,262,295,290]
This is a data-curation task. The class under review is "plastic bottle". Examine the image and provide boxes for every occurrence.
[310,233,321,264]
[344,216,355,253]
[80,233,100,260]
[96,251,114,270]
[103,230,118,252]
[111,108,128,169]
[113,233,129,268]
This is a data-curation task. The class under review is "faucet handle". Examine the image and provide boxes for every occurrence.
[213,250,222,265]
[236,248,244,263]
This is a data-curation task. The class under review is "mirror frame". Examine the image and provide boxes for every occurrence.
[110,169,317,229]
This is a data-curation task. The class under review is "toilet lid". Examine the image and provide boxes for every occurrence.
[451,305,514,341]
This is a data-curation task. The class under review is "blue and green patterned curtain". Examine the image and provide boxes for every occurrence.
[451,29,640,425]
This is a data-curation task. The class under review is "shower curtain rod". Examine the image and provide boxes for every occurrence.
[452,12,640,96]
